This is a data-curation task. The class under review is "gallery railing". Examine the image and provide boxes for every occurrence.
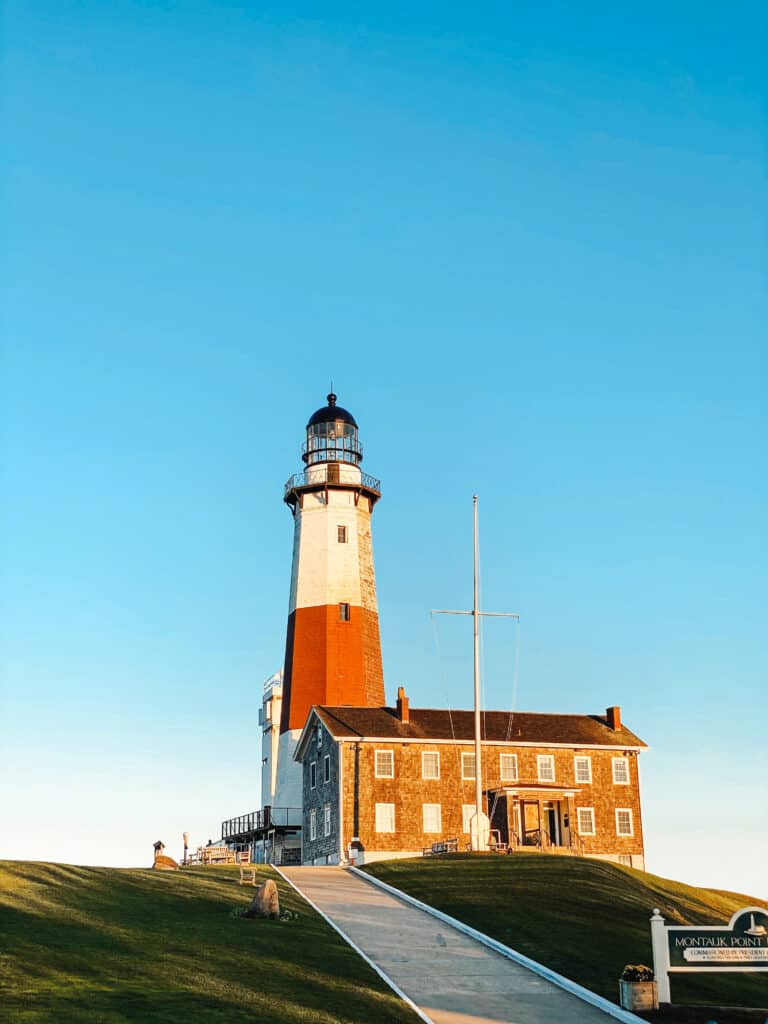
[284,469,381,500]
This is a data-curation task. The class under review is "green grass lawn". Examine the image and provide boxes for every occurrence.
[362,854,768,1024]
[0,860,421,1024]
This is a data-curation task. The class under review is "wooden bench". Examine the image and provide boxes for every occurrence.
[422,837,459,857]
[198,845,234,865]
[239,865,258,886]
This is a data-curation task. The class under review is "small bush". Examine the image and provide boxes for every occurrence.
[620,964,654,982]
[229,906,301,922]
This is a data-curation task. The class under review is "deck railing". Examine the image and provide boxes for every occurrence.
[221,807,302,841]
[510,830,585,856]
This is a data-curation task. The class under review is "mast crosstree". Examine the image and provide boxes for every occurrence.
[432,495,520,851]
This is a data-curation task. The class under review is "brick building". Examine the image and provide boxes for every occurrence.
[295,690,647,868]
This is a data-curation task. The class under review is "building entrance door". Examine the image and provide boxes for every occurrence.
[522,801,540,845]
[543,801,561,846]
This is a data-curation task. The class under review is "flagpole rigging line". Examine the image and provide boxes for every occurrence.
[431,495,520,851]
[429,611,464,812]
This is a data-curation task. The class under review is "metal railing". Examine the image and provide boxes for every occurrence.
[263,671,282,693]
[221,806,302,840]
[510,830,585,856]
[284,469,381,499]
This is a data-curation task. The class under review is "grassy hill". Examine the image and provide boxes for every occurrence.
[0,860,421,1024]
[363,854,768,1024]
[3,855,765,1024]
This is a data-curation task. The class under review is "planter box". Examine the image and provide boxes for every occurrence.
[619,979,659,1011]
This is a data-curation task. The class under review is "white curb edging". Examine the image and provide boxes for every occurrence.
[273,866,434,1024]
[350,865,646,1024]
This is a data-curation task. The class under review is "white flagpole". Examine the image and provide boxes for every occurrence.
[473,495,483,841]
[431,495,520,852]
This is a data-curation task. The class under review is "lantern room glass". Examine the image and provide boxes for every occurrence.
[303,419,363,466]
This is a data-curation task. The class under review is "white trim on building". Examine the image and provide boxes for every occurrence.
[421,751,440,779]
[375,802,395,833]
[422,803,442,833]
[574,755,592,783]
[615,808,634,836]
[577,807,596,835]
[537,754,555,782]
[375,750,394,778]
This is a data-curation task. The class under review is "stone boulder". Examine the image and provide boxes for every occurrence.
[153,854,179,871]
[245,878,280,919]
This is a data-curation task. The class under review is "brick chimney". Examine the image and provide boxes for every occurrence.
[606,706,621,731]
[396,686,410,724]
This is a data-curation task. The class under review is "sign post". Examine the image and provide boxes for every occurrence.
[650,905,768,1004]
[650,910,671,1002]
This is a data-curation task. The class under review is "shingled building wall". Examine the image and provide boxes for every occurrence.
[301,721,341,864]
[337,740,644,865]
[296,704,647,868]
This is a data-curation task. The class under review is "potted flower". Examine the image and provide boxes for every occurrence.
[619,964,658,1011]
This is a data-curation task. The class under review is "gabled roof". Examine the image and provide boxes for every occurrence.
[304,705,647,751]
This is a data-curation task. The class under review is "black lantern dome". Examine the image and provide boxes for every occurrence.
[303,393,363,466]
[307,392,357,429]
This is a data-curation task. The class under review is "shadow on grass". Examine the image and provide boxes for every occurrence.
[0,861,419,1024]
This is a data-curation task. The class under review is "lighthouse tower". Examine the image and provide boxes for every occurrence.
[269,392,385,810]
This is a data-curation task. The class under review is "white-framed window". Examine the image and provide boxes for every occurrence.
[618,854,632,866]
[422,751,440,780]
[309,761,317,789]
[461,752,476,780]
[462,804,476,833]
[323,754,331,783]
[316,723,323,748]
[339,602,351,622]
[309,808,317,841]
[323,803,332,837]
[375,750,394,779]
[615,808,634,837]
[574,756,592,784]
[612,757,630,784]
[500,753,518,781]
[537,754,555,782]
[422,803,442,833]
[576,807,596,835]
[375,802,395,833]
[337,525,347,543]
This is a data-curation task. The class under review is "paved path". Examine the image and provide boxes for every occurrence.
[280,866,625,1024]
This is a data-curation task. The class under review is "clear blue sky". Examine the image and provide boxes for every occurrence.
[2,2,765,896]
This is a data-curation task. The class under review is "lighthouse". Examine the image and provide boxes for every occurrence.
[268,392,385,811]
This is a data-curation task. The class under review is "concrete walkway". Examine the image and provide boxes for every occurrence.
[280,866,625,1024]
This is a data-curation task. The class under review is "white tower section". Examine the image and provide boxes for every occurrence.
[260,671,283,809]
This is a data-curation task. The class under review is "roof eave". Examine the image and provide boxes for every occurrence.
[293,707,323,761]
[327,735,647,751]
